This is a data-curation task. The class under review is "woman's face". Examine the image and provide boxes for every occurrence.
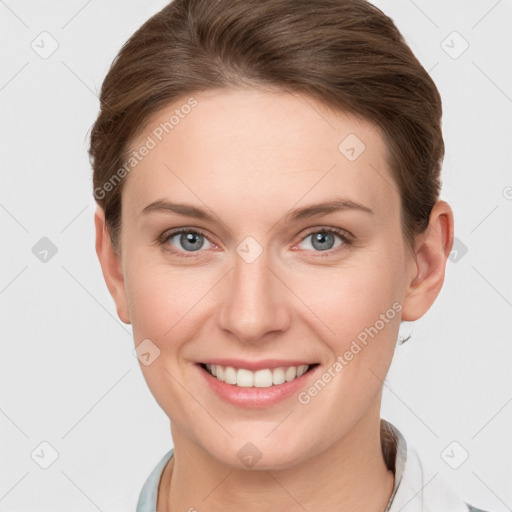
[110,87,420,468]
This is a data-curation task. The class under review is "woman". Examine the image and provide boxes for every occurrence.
[90,0,492,510]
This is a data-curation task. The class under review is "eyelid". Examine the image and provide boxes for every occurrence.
[299,225,353,242]
[156,227,217,256]
[292,226,353,255]
[158,225,353,257]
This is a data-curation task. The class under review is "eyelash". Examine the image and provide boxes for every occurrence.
[156,226,354,259]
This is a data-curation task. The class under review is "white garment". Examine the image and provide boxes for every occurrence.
[136,419,489,512]
[383,420,484,512]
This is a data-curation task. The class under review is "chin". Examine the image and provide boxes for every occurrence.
[199,430,312,472]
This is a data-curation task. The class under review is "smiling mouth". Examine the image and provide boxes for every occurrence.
[199,363,318,388]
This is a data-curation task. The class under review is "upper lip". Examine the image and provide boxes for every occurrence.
[199,359,315,371]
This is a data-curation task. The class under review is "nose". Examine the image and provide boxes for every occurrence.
[217,245,291,344]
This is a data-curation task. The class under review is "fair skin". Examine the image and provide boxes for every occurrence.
[95,87,453,511]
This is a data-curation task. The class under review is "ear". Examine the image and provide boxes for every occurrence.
[94,206,131,324]
[401,200,454,321]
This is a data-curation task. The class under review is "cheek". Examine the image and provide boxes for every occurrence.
[287,250,404,390]
[294,258,402,336]
[124,257,228,409]
[123,260,210,423]
[124,255,212,338]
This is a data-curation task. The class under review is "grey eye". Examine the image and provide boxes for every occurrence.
[168,231,212,252]
[299,231,344,252]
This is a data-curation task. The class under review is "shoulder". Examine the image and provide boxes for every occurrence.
[382,420,496,512]
[466,505,494,512]
[136,449,174,512]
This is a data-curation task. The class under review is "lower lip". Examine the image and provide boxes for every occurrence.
[196,364,318,408]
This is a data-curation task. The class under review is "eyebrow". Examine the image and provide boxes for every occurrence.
[140,197,374,223]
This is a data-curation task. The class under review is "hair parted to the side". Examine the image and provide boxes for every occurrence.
[89,0,444,257]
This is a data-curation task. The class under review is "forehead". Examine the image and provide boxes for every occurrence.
[123,87,398,221]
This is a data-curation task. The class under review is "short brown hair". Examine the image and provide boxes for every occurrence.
[89,0,444,254]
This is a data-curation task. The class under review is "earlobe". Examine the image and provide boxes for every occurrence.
[94,206,131,324]
[401,200,454,322]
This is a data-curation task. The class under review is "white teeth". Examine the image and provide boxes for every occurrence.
[237,368,254,387]
[224,366,237,385]
[297,364,308,377]
[272,367,285,385]
[205,364,310,387]
[254,369,273,388]
[285,366,297,382]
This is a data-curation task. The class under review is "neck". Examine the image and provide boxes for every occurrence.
[158,403,395,512]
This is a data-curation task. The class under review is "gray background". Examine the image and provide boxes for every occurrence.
[1,0,511,510]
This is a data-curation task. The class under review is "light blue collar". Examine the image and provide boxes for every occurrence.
[136,448,174,512]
